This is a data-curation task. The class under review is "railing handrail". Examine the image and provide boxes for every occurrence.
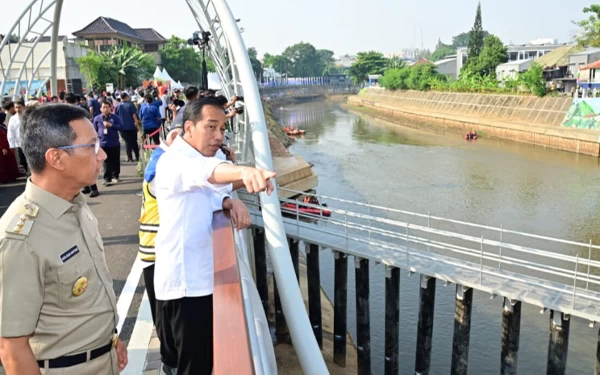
[212,211,254,375]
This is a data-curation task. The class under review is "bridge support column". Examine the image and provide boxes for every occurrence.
[501,298,521,375]
[451,286,473,375]
[384,266,400,375]
[252,228,268,318]
[415,275,436,375]
[547,310,570,375]
[288,237,299,283]
[274,278,289,343]
[306,243,322,348]
[355,257,371,375]
[333,251,348,367]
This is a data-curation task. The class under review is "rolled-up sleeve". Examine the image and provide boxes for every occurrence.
[0,239,44,337]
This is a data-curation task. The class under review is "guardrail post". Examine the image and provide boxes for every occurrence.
[274,278,290,343]
[288,237,299,283]
[501,298,521,375]
[451,286,473,375]
[334,251,348,367]
[385,265,400,375]
[415,275,436,375]
[547,310,570,375]
[356,257,371,375]
[306,243,322,348]
[252,228,268,317]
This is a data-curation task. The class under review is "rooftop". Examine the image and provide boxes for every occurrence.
[535,45,582,68]
[570,48,600,56]
[72,17,166,43]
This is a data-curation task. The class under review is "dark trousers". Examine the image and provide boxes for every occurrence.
[16,147,28,173]
[144,128,160,145]
[143,265,177,367]
[102,146,120,182]
[120,130,139,161]
[156,295,213,375]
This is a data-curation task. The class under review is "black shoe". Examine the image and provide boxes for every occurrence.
[89,190,99,198]
[126,159,133,163]
[82,187,91,194]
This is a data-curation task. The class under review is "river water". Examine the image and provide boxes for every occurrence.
[274,100,600,375]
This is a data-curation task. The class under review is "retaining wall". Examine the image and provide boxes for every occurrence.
[349,89,600,157]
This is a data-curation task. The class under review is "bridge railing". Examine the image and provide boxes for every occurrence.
[239,186,600,373]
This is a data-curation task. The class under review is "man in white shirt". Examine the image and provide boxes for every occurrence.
[154,97,275,375]
[7,100,27,174]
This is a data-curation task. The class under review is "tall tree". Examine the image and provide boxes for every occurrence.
[348,51,388,84]
[452,30,489,48]
[247,47,263,80]
[467,2,485,65]
[316,49,335,75]
[282,42,319,76]
[574,5,600,47]
[160,36,215,84]
[472,35,508,76]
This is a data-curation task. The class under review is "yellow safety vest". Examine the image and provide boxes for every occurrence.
[138,180,159,264]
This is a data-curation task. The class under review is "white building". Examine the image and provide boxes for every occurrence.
[434,56,458,78]
[456,39,568,77]
[0,36,88,96]
[496,59,534,81]
[335,54,355,68]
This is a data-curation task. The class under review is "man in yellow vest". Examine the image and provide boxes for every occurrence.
[138,124,247,375]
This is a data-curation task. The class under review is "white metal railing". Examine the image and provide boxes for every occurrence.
[240,187,600,317]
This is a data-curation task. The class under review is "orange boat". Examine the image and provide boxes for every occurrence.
[283,125,306,136]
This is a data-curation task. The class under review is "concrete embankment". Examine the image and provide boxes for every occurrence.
[349,89,600,157]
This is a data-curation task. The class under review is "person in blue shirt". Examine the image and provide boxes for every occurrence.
[140,95,161,144]
[87,93,101,120]
[94,100,123,186]
[115,92,140,162]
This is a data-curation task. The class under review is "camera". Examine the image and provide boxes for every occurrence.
[236,96,244,102]
[235,106,244,115]
[187,31,212,48]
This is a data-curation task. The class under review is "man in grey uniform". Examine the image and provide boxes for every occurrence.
[0,104,128,374]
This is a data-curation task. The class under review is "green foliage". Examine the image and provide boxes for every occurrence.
[380,63,439,91]
[263,42,335,77]
[387,56,406,69]
[316,49,336,75]
[77,52,106,89]
[247,47,263,80]
[431,44,456,62]
[573,5,600,47]
[466,2,485,70]
[348,51,388,84]
[102,42,154,89]
[519,63,546,97]
[160,36,215,84]
[468,35,508,76]
[452,30,490,48]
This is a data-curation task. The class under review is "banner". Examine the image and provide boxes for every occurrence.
[562,98,600,129]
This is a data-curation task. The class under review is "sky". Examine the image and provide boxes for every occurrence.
[1,0,593,58]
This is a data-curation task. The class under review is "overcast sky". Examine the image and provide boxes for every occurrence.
[2,0,591,58]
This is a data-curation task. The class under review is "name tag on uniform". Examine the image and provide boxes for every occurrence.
[60,246,80,263]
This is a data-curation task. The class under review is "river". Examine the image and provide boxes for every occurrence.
[273,99,600,375]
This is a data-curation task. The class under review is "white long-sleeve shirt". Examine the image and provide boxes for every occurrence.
[154,136,232,300]
[7,114,21,148]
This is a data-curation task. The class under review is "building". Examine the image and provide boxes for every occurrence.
[535,45,581,92]
[567,48,600,78]
[456,40,569,77]
[434,56,458,79]
[0,36,88,96]
[72,17,166,64]
[495,59,534,81]
[577,60,600,91]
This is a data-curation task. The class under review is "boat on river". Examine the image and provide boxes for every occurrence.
[281,196,331,217]
[284,126,306,136]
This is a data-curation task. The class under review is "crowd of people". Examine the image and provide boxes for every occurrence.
[0,84,265,375]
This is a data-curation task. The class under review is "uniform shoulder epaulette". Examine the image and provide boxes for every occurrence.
[4,203,39,238]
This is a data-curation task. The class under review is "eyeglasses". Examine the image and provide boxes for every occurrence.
[57,138,100,155]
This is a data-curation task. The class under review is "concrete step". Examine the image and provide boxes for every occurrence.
[272,155,314,187]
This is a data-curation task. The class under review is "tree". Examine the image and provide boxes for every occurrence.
[349,51,388,84]
[452,30,490,48]
[574,5,600,47]
[160,36,215,84]
[282,42,320,76]
[472,35,508,76]
[466,2,485,67]
[520,63,546,97]
[388,56,406,69]
[102,42,154,89]
[247,47,263,80]
[316,49,335,75]
[77,52,106,89]
[431,38,456,61]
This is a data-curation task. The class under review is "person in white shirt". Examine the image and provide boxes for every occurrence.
[7,100,27,174]
[154,97,275,375]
